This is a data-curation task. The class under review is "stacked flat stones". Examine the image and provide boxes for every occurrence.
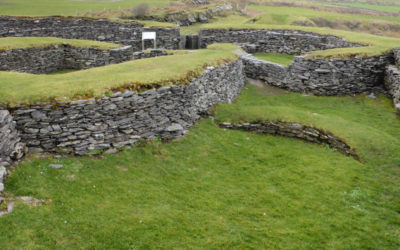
[0,44,133,74]
[198,29,361,54]
[0,110,26,193]
[384,48,400,110]
[0,16,181,51]
[242,52,394,96]
[9,61,245,155]
[220,121,358,160]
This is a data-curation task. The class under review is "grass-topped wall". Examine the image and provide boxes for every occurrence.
[0,16,181,51]
[0,37,122,50]
[0,37,133,74]
[0,44,239,106]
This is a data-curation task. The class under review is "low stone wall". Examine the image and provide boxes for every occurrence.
[394,48,400,67]
[199,29,361,54]
[0,44,133,74]
[10,60,245,155]
[143,28,181,51]
[242,53,287,83]
[0,110,26,193]
[384,65,400,110]
[219,122,359,160]
[133,49,168,60]
[0,16,181,51]
[242,53,394,95]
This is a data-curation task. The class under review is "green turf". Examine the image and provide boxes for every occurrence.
[0,0,172,16]
[215,84,400,166]
[247,5,400,24]
[0,84,399,248]
[253,53,294,66]
[0,37,121,50]
[336,2,400,13]
[0,44,239,106]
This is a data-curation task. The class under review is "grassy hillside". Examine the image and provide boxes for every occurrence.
[0,84,398,248]
[0,44,238,106]
[335,2,400,12]
[0,0,172,16]
[247,5,400,23]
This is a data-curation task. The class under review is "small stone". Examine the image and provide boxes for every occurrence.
[31,111,46,120]
[49,164,63,169]
[105,148,118,154]
[11,143,27,160]
[0,166,6,182]
[165,123,183,132]
[18,196,33,202]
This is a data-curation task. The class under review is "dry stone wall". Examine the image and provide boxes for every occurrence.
[199,29,361,54]
[0,110,26,193]
[385,65,400,110]
[219,121,359,160]
[0,44,133,74]
[242,53,394,96]
[0,16,181,51]
[9,60,245,155]
[133,49,168,60]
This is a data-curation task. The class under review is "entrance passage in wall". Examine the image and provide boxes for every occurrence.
[142,31,156,50]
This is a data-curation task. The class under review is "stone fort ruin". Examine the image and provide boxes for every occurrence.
[1,16,400,192]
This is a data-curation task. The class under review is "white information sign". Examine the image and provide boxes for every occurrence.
[142,32,156,40]
[142,32,157,50]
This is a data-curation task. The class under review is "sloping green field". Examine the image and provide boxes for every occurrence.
[0,84,398,248]
[0,0,172,16]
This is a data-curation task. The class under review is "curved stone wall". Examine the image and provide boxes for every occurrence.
[242,53,394,95]
[0,44,133,74]
[9,60,245,155]
[0,16,181,51]
[198,29,361,54]
[219,121,359,160]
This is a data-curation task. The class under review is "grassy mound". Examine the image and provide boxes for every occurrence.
[252,53,294,66]
[0,84,398,248]
[0,37,122,50]
[0,44,239,106]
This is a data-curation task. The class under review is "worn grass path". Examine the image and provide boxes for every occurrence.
[0,84,399,248]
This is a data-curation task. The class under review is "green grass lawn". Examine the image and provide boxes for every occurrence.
[0,37,121,50]
[0,0,172,16]
[252,53,294,66]
[0,44,238,106]
[0,84,399,248]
